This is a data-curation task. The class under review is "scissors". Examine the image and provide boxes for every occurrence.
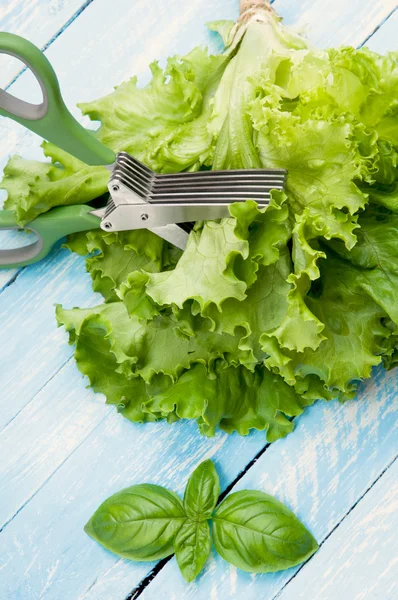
[0,33,286,268]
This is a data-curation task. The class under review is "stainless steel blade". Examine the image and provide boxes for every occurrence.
[149,192,273,202]
[154,169,287,180]
[149,224,189,249]
[151,179,285,190]
[111,173,280,205]
[111,168,150,198]
[117,151,153,175]
[114,163,285,191]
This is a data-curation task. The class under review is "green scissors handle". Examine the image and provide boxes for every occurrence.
[0,32,115,165]
[0,206,101,269]
[0,33,115,268]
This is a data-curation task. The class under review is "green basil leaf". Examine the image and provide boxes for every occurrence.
[183,459,220,520]
[85,483,186,561]
[213,490,318,572]
[174,519,212,582]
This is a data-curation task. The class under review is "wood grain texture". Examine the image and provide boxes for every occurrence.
[0,0,89,87]
[277,458,398,600]
[139,366,398,600]
[0,1,397,599]
[0,247,100,431]
[363,7,398,52]
[274,0,398,48]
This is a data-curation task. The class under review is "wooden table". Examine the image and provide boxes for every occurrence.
[0,1,397,598]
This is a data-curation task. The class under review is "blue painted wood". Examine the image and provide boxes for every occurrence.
[277,458,398,600]
[0,1,397,600]
[275,0,397,48]
[0,0,88,87]
[0,247,100,431]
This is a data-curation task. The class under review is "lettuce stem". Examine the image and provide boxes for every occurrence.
[239,0,276,26]
[239,0,274,15]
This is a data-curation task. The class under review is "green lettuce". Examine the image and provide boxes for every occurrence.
[2,142,109,225]
[65,228,181,303]
[2,1,397,441]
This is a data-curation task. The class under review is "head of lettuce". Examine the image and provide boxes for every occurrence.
[3,0,397,441]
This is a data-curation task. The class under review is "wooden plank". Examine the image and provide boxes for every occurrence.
[277,458,398,600]
[275,0,398,48]
[137,366,398,600]
[0,358,106,528]
[0,0,88,87]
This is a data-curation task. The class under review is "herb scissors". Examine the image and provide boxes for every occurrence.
[0,33,286,268]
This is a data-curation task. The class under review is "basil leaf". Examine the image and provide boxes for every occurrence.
[85,483,186,561]
[213,490,318,572]
[174,519,212,582]
[183,459,220,520]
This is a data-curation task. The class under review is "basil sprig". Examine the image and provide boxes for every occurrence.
[85,460,318,581]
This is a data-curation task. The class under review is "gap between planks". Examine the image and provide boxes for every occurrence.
[272,453,398,600]
[0,408,110,535]
[2,0,98,90]
[360,4,398,47]
[0,266,24,295]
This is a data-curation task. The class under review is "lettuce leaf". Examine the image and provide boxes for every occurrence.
[65,228,181,302]
[78,48,228,173]
[2,142,108,225]
[145,362,311,441]
[325,206,398,325]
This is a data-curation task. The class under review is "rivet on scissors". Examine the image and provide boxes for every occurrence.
[112,184,119,192]
[103,222,113,229]
[141,213,149,221]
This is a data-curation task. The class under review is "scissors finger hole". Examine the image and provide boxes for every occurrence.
[0,229,42,266]
[0,228,38,248]
[0,51,48,120]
